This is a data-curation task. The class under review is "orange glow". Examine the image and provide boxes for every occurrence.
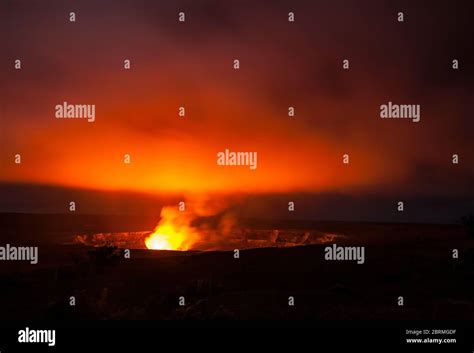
[0,72,412,195]
[2,4,473,199]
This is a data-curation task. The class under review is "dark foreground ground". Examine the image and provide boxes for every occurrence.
[0,213,473,320]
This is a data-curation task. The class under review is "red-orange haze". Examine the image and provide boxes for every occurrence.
[1,1,472,199]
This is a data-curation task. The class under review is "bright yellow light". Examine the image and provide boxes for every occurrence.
[145,233,173,250]
[144,220,189,250]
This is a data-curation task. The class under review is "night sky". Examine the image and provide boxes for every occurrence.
[0,0,473,221]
